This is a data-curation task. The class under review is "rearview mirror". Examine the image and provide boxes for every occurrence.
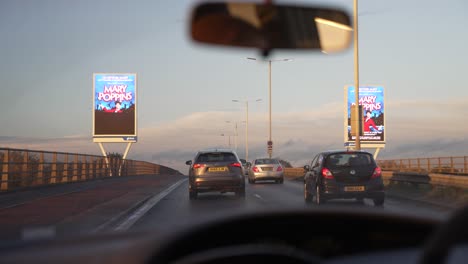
[303,165,310,172]
[185,160,192,166]
[190,2,352,55]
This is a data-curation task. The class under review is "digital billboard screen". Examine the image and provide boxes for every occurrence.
[345,85,385,143]
[93,73,137,139]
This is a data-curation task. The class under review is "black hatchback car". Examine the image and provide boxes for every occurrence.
[303,150,385,206]
[186,149,246,200]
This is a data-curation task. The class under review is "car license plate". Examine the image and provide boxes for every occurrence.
[344,186,365,192]
[262,167,273,171]
[208,167,227,172]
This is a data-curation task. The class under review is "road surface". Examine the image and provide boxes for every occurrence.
[130,179,452,236]
[0,176,453,242]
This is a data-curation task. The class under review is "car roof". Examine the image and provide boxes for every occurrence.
[196,148,236,154]
[320,150,373,156]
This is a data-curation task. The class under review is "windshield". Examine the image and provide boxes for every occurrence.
[0,0,467,251]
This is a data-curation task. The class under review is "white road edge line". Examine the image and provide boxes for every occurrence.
[254,194,265,201]
[113,178,187,231]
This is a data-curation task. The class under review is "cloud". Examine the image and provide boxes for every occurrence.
[1,97,467,172]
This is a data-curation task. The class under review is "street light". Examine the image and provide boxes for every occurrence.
[220,133,232,148]
[232,99,262,162]
[225,121,239,151]
[247,57,293,158]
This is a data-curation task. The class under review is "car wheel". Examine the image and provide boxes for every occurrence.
[189,191,197,200]
[278,178,284,184]
[373,197,384,207]
[304,183,312,204]
[315,184,326,205]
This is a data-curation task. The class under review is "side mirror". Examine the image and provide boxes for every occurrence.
[186,160,192,166]
[190,2,352,54]
[247,162,252,167]
[303,165,310,172]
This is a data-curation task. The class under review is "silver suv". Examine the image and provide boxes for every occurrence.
[186,149,246,200]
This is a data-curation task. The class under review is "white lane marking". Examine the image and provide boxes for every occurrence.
[113,178,187,231]
[22,226,56,240]
[254,194,265,201]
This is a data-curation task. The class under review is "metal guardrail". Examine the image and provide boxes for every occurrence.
[285,162,468,189]
[0,148,181,192]
[377,156,468,175]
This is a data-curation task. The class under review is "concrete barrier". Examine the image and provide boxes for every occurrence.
[382,171,468,189]
[284,168,304,180]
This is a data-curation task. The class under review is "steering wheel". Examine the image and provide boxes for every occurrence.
[420,204,468,264]
[147,210,323,264]
[166,244,320,264]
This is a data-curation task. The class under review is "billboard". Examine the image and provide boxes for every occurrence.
[93,73,137,142]
[344,85,385,146]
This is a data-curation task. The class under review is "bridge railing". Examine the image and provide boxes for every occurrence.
[377,156,468,175]
[0,148,180,192]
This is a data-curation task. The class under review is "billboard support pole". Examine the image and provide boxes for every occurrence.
[122,142,133,160]
[373,147,381,160]
[119,142,133,176]
[97,142,112,177]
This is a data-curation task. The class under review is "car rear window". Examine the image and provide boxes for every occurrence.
[325,153,374,167]
[196,152,237,162]
[255,159,279,165]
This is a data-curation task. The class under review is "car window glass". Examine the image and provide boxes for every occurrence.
[310,155,318,168]
[326,153,373,167]
[196,153,236,162]
[255,159,278,164]
[317,155,324,167]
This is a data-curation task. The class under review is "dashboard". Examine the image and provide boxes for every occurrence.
[3,208,467,264]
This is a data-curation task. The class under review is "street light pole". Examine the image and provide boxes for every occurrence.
[220,134,231,148]
[226,121,239,151]
[233,99,262,162]
[268,60,272,158]
[353,0,361,150]
[247,57,292,158]
[235,122,238,150]
[245,101,249,161]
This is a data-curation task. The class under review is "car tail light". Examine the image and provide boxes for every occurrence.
[277,166,283,172]
[321,168,334,179]
[193,163,205,169]
[371,167,382,179]
[230,162,242,167]
[252,166,259,172]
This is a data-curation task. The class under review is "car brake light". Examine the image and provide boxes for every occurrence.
[371,167,382,179]
[321,168,334,179]
[193,163,205,169]
[277,166,283,172]
[230,162,242,167]
[252,166,259,172]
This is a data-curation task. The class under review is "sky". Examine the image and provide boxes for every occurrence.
[1,0,468,173]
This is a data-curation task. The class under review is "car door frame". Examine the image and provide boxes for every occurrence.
[305,154,319,194]
[310,153,325,195]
